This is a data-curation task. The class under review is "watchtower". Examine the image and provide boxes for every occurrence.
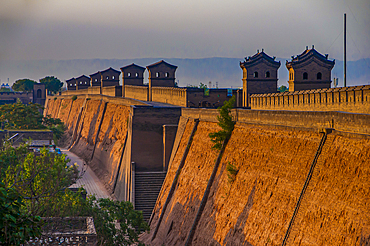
[32,83,46,105]
[286,46,335,91]
[66,78,76,90]
[240,49,280,107]
[147,60,177,101]
[99,67,121,87]
[75,75,90,90]
[120,63,146,97]
[90,72,101,87]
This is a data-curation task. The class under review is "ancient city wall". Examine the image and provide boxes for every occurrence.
[44,94,180,201]
[44,95,370,245]
[142,108,370,245]
[251,85,370,114]
[62,84,242,108]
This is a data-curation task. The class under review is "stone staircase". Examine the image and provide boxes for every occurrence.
[135,171,167,221]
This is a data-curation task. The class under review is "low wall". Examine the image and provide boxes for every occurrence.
[251,85,370,114]
[0,130,53,142]
[151,87,187,107]
[101,86,122,97]
[124,85,149,101]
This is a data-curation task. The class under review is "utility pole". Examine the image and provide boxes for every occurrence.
[344,13,347,87]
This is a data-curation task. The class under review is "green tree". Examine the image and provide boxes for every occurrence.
[0,101,44,129]
[12,79,37,92]
[0,143,149,245]
[0,183,42,245]
[39,76,63,93]
[0,101,65,141]
[3,145,79,216]
[209,96,236,150]
[84,196,149,245]
[278,85,288,92]
[0,87,12,92]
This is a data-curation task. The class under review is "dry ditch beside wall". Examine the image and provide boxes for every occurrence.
[143,116,370,245]
[48,96,131,194]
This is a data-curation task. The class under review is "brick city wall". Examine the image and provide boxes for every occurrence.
[251,85,370,114]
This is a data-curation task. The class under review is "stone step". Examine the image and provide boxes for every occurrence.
[134,171,167,221]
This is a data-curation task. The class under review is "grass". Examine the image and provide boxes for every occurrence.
[226,162,239,184]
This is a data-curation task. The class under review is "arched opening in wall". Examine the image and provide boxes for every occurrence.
[317,72,322,80]
[128,73,131,77]
[112,76,115,79]
[74,83,76,86]
[106,76,109,79]
[135,73,138,77]
[265,71,270,78]
[80,81,82,84]
[254,72,258,78]
[70,84,72,87]
[95,79,98,82]
[165,72,169,78]
[36,89,42,98]
[303,72,308,80]
[156,72,160,77]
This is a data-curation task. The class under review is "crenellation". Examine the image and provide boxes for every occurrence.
[251,85,370,113]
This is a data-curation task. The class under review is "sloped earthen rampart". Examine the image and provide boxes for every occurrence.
[142,108,370,245]
[44,94,181,201]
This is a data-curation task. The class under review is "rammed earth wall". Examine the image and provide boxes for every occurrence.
[142,108,370,246]
[44,96,370,245]
[44,95,181,200]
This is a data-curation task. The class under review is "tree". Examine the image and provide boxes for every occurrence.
[0,87,12,92]
[0,101,44,129]
[209,96,236,150]
[12,79,37,92]
[0,183,42,245]
[278,85,289,92]
[84,197,149,245]
[39,76,63,93]
[0,101,65,141]
[0,143,149,245]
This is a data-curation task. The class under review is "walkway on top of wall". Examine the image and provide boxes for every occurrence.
[144,101,183,108]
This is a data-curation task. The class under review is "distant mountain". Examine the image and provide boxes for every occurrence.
[0,57,369,88]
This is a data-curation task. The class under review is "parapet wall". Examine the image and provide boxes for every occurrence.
[63,85,242,108]
[124,85,149,101]
[251,85,370,114]
[61,86,122,97]
[151,87,187,107]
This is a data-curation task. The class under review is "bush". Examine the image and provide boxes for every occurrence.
[226,162,238,183]
[0,143,149,245]
[209,96,236,150]
[0,183,42,245]
[72,95,77,101]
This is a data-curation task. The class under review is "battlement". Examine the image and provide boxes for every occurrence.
[250,85,370,114]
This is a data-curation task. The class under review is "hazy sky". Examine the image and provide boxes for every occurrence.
[0,0,369,62]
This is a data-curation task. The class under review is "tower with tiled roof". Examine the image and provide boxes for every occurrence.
[75,75,90,90]
[99,67,121,87]
[240,49,281,107]
[121,63,146,97]
[90,72,101,87]
[147,60,177,101]
[66,77,76,90]
[286,45,335,91]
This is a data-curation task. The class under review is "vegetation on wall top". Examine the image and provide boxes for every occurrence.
[209,95,236,150]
